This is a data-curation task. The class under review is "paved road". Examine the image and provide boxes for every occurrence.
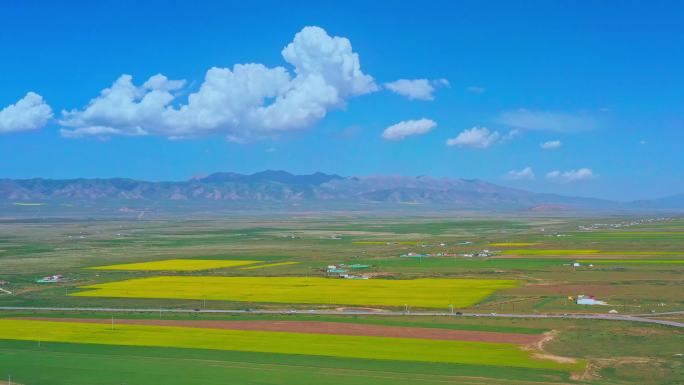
[1,306,682,328]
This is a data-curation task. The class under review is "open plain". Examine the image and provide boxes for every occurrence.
[0,214,683,384]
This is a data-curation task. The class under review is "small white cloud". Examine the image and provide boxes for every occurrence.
[466,86,485,94]
[60,125,145,139]
[498,109,596,133]
[506,167,535,180]
[382,118,436,141]
[639,140,647,145]
[546,168,597,183]
[540,140,562,149]
[266,147,277,153]
[384,78,449,101]
[59,26,378,140]
[446,126,502,148]
[0,92,53,133]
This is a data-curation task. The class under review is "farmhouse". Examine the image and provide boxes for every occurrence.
[400,252,429,258]
[339,274,369,280]
[576,295,607,305]
[327,266,348,273]
[462,250,494,258]
[36,274,65,283]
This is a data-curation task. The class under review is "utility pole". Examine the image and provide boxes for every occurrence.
[111,315,114,331]
[449,304,454,315]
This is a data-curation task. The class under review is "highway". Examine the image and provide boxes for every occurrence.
[1,306,682,328]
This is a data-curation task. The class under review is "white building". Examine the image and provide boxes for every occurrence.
[576,295,607,305]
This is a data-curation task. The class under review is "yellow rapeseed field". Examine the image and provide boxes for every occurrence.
[87,259,260,271]
[73,276,518,308]
[239,261,299,270]
[489,242,540,247]
[0,319,582,371]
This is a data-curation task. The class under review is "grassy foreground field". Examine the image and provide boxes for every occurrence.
[72,276,518,308]
[0,340,577,385]
[0,319,580,370]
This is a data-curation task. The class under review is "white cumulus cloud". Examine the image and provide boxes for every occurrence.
[0,92,53,133]
[382,118,436,141]
[384,78,449,101]
[59,26,378,140]
[446,126,503,148]
[546,168,597,183]
[497,109,596,133]
[506,167,535,180]
[540,140,562,149]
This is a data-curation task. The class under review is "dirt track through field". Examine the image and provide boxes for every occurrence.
[15,318,542,344]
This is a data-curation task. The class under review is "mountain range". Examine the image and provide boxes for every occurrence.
[1,171,682,212]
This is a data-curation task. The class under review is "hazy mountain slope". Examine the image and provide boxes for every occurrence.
[0,171,673,210]
[632,193,684,210]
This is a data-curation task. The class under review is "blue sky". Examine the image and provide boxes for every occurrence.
[1,1,683,200]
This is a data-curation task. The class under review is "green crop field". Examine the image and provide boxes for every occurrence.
[577,259,684,265]
[0,319,580,370]
[0,340,577,385]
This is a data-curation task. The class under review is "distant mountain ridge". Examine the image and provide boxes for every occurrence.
[632,193,684,210]
[0,170,680,211]
[197,170,344,185]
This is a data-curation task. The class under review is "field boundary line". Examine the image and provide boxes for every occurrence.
[0,307,682,328]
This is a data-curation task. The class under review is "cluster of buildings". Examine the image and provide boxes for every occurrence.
[400,252,459,258]
[36,274,65,283]
[461,249,495,258]
[325,264,370,279]
[575,295,608,306]
[578,217,672,231]
[566,261,594,268]
[398,249,494,258]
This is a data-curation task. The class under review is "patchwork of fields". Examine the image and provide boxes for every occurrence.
[1,215,683,384]
[0,319,580,371]
[0,339,577,385]
[72,276,518,308]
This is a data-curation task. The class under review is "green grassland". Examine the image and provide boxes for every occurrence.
[0,215,683,384]
[0,340,574,385]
